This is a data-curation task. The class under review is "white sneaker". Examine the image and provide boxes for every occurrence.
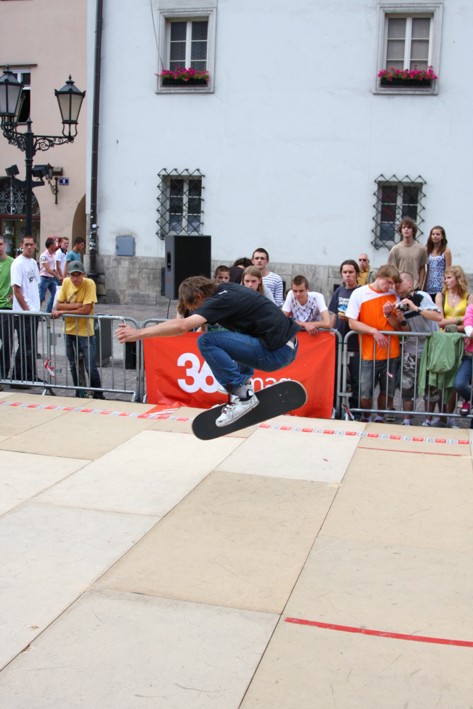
[372,415,385,423]
[422,416,441,427]
[216,394,259,427]
[448,417,460,429]
[402,418,412,425]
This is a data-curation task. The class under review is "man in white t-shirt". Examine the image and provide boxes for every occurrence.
[252,248,284,306]
[283,275,331,333]
[10,234,40,384]
[39,237,59,312]
[55,236,69,283]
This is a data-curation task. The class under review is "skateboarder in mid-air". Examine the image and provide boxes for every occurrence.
[116,276,303,427]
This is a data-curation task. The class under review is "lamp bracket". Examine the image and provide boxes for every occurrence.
[0,119,73,156]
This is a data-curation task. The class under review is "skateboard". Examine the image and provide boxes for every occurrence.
[192,380,307,440]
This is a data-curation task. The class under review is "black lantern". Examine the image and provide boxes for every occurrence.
[55,76,86,138]
[0,66,23,122]
[0,65,85,235]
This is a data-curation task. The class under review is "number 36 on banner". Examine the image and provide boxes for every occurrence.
[177,352,218,393]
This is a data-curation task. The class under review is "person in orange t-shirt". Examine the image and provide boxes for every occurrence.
[346,264,405,421]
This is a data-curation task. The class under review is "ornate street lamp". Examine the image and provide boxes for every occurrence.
[0,64,85,236]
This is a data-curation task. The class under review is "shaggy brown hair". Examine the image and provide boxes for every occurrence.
[177,276,217,315]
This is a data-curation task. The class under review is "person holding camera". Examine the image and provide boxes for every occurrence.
[383,272,441,425]
[346,264,402,422]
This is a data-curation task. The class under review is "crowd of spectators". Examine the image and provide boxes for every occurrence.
[214,221,472,428]
[1,221,472,426]
[0,234,103,397]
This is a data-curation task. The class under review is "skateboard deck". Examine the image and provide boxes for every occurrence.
[192,380,307,440]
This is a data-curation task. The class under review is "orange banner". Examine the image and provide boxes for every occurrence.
[144,331,336,418]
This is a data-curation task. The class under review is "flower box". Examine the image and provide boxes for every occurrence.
[378,66,437,89]
[158,67,209,88]
[162,77,208,87]
[380,77,432,88]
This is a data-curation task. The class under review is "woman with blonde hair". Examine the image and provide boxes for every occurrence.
[435,265,472,331]
[429,265,473,427]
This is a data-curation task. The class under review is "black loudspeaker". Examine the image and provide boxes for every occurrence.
[164,235,211,300]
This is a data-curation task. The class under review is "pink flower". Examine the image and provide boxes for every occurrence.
[158,66,209,82]
[378,65,438,83]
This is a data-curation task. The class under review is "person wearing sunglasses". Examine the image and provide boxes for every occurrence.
[357,253,375,286]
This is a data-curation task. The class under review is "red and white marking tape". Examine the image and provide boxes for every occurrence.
[0,400,470,446]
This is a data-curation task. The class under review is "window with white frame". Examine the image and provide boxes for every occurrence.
[157,8,216,92]
[376,3,443,93]
[169,20,208,72]
[157,169,204,239]
[386,15,431,70]
[372,174,426,249]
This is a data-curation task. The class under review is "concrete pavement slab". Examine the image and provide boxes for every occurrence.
[321,447,473,551]
[98,471,337,614]
[284,536,473,641]
[214,422,360,483]
[0,407,156,459]
[0,398,68,437]
[0,588,278,709]
[0,450,89,515]
[0,502,157,670]
[241,616,473,708]
[38,430,242,516]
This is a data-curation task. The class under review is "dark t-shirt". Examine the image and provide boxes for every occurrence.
[329,285,359,352]
[194,282,300,350]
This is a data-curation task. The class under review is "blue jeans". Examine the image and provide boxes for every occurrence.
[197,330,298,391]
[65,334,104,397]
[453,354,472,401]
[39,276,57,313]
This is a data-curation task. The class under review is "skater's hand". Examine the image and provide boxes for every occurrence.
[116,323,140,343]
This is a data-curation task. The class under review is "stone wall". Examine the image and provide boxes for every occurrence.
[97,254,473,306]
[97,255,345,305]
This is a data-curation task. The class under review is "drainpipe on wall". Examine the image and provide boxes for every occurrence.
[88,0,104,286]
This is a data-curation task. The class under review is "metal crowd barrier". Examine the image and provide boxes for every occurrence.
[339,329,469,426]
[2,311,470,426]
[0,310,142,401]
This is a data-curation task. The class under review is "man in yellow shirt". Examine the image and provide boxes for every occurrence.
[53,261,104,398]
[357,253,375,286]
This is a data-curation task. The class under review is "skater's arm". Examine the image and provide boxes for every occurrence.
[116,314,207,343]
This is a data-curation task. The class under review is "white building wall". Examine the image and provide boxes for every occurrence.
[89,0,473,302]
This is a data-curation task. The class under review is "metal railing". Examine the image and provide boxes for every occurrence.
[1,311,470,427]
[338,329,470,427]
[0,310,142,401]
